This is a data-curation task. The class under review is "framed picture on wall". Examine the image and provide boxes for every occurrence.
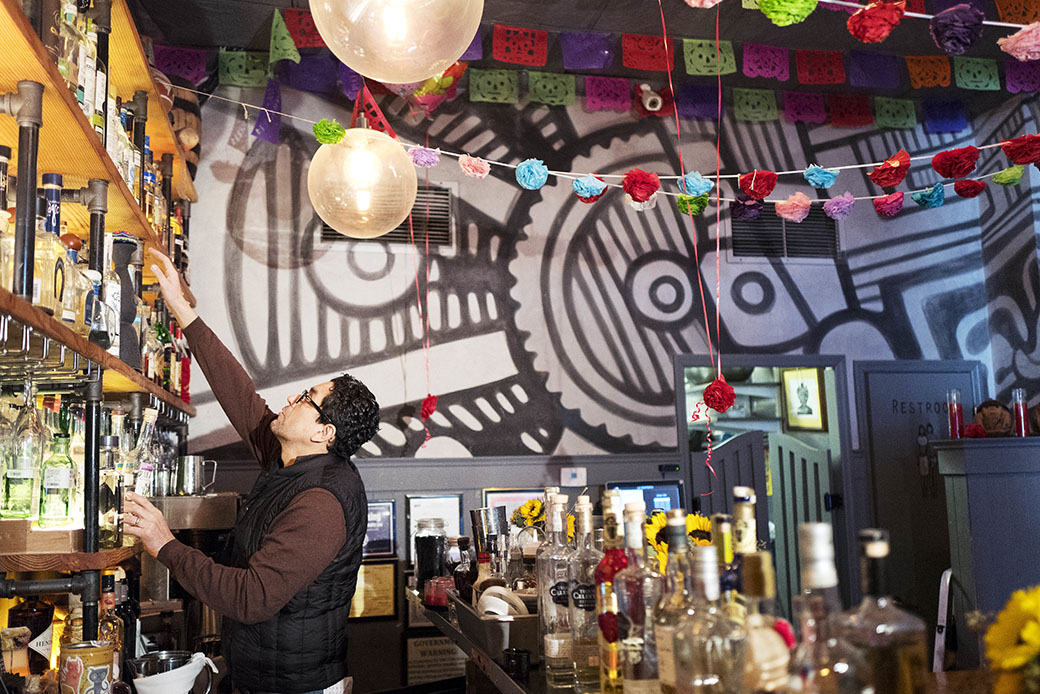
[482,488,544,528]
[405,493,464,562]
[348,559,398,620]
[363,499,396,558]
[781,367,828,432]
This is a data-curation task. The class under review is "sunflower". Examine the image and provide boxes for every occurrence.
[645,513,671,571]
[512,498,545,529]
[687,513,712,547]
[986,587,1040,671]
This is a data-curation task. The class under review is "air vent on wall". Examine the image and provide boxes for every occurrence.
[319,184,454,246]
[731,202,840,259]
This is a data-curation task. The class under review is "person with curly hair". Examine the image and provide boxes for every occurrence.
[124,251,379,694]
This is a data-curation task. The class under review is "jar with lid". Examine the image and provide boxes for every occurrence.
[414,518,447,593]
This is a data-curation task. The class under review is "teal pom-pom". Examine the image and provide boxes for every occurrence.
[313,118,346,145]
[676,193,710,216]
[573,174,607,198]
[516,159,549,190]
[677,172,714,196]
[759,0,818,26]
[804,164,839,189]
[911,182,945,209]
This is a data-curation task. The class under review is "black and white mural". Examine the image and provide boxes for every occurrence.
[187,87,1038,458]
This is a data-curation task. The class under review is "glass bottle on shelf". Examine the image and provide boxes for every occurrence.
[99,434,123,549]
[99,572,125,679]
[614,502,663,692]
[82,269,112,349]
[596,489,628,694]
[7,596,55,675]
[712,513,742,621]
[453,535,478,603]
[471,533,507,603]
[39,432,75,527]
[62,592,84,645]
[115,570,140,660]
[568,496,602,694]
[76,16,97,121]
[103,231,121,356]
[2,382,49,519]
[33,193,57,314]
[789,523,866,694]
[414,517,448,594]
[56,1,81,92]
[60,234,87,334]
[537,493,574,689]
[132,407,160,495]
[839,529,927,694]
[742,551,790,693]
[90,18,107,143]
[656,508,693,694]
[0,144,12,290]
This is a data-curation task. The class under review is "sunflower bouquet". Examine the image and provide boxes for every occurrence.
[511,499,546,528]
[645,511,713,570]
[986,585,1040,694]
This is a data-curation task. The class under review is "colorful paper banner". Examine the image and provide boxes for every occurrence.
[784,91,826,123]
[733,88,778,122]
[684,39,737,76]
[251,79,282,143]
[284,9,325,48]
[796,50,847,85]
[905,56,951,89]
[676,84,722,120]
[585,76,631,111]
[953,57,1001,90]
[282,53,339,93]
[528,72,575,106]
[460,29,483,61]
[874,96,917,128]
[848,50,902,89]
[743,44,790,81]
[270,10,301,64]
[560,32,614,71]
[468,68,519,103]
[218,49,269,87]
[1006,59,1040,93]
[492,24,548,66]
[154,45,208,84]
[622,34,675,71]
[922,100,968,133]
[829,93,874,127]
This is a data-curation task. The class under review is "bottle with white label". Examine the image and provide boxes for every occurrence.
[7,596,54,675]
[102,231,121,356]
[568,496,602,693]
[1,382,49,520]
[537,493,574,689]
[39,433,75,527]
[614,502,663,693]
[655,509,693,694]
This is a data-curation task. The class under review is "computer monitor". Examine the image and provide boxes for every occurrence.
[605,479,686,515]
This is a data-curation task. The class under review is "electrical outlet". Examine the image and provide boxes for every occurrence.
[561,467,587,487]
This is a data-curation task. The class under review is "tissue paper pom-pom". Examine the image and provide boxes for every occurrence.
[678,171,714,196]
[622,169,661,203]
[998,23,1040,62]
[847,1,905,44]
[964,422,986,438]
[931,146,979,179]
[516,159,549,190]
[459,154,491,178]
[1001,134,1040,165]
[313,118,346,145]
[738,170,778,199]
[677,193,710,216]
[804,164,839,189]
[759,0,819,27]
[954,179,986,198]
[868,150,911,187]
[823,192,856,220]
[573,174,607,203]
[873,191,904,217]
[421,393,438,421]
[929,4,984,56]
[626,193,659,212]
[776,192,812,222]
[731,194,764,221]
[911,182,945,209]
[704,376,736,414]
[993,165,1025,185]
[408,146,441,168]
[685,0,724,7]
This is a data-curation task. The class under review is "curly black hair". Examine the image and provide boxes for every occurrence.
[319,373,380,459]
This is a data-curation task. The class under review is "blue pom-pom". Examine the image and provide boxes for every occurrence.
[911,182,945,209]
[804,164,839,189]
[516,159,549,190]
[573,175,607,198]
[677,171,714,196]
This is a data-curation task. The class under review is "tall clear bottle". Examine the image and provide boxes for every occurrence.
[673,546,748,694]
[33,188,58,314]
[102,231,121,356]
[656,509,694,694]
[614,502,663,693]
[839,529,927,694]
[39,433,75,527]
[98,572,125,679]
[568,496,602,693]
[711,513,742,621]
[131,408,160,496]
[1,383,49,519]
[537,493,574,688]
[596,489,628,694]
[788,523,866,694]
[99,435,123,549]
[742,551,791,693]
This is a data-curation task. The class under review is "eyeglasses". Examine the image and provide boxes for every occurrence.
[294,390,328,423]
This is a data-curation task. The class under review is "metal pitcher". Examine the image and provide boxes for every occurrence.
[175,456,217,496]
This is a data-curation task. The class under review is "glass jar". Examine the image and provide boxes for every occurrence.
[414,518,447,593]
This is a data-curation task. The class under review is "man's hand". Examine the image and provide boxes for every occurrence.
[148,250,197,328]
[122,491,176,557]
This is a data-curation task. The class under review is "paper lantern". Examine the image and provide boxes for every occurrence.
[307,128,418,239]
[310,0,484,84]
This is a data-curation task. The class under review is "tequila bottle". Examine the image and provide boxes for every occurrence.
[656,509,693,694]
[596,489,627,694]
[568,497,602,693]
[99,572,125,678]
[711,513,742,621]
[1,384,49,519]
[839,529,927,694]
[131,408,160,495]
[614,502,663,693]
[102,231,121,356]
[99,434,123,549]
[537,493,574,688]
[742,552,790,693]
[673,546,747,694]
[39,433,75,527]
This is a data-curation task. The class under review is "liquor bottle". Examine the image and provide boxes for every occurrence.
[2,384,49,519]
[103,231,121,356]
[60,234,87,334]
[56,1,81,91]
[39,432,75,527]
[99,434,123,549]
[83,269,111,349]
[453,535,478,603]
[90,20,107,143]
[115,570,141,660]
[537,493,574,688]
[672,546,748,694]
[34,184,59,314]
[0,144,12,290]
[839,529,927,694]
[614,502,663,693]
[789,523,866,694]
[77,17,97,121]
[68,406,86,526]
[711,513,742,620]
[568,496,602,693]
[7,597,55,675]
[472,533,508,603]
[177,327,191,403]
[732,486,757,606]
[142,137,156,225]
[62,592,84,645]
[99,572,125,678]
[656,509,693,694]
[131,407,160,495]
[596,489,627,694]
[742,552,790,693]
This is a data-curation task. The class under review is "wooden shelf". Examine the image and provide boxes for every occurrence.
[0,286,195,416]
[0,518,141,571]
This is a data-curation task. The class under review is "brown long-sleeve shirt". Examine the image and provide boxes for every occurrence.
[156,318,346,625]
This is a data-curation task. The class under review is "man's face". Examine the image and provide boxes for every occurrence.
[272,381,335,448]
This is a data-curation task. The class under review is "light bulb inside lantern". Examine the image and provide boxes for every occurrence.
[382,3,408,43]
[346,148,380,185]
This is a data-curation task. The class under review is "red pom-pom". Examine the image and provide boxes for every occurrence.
[622,169,661,202]
[954,179,986,198]
[847,1,905,43]
[873,191,904,217]
[421,393,438,421]
[773,618,797,650]
[931,146,980,179]
[1002,134,1040,165]
[703,376,736,414]
[738,170,778,199]
[868,149,911,187]
[964,423,987,438]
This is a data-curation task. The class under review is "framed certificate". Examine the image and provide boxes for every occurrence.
[482,488,544,527]
[348,559,398,620]
[405,493,463,562]
[363,499,397,558]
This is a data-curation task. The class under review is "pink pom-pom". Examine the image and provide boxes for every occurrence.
[684,0,723,6]
[998,22,1040,63]
[775,192,812,223]
[823,191,856,220]
[873,191,904,217]
[459,154,490,179]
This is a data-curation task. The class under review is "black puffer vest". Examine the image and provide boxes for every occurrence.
[223,454,367,694]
